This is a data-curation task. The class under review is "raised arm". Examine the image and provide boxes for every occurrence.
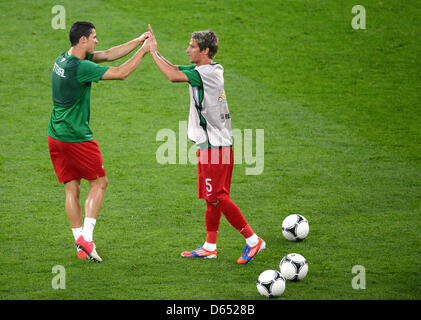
[156,51,178,70]
[148,24,189,82]
[100,39,150,80]
[92,32,150,63]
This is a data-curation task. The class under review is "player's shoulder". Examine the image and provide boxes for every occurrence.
[54,52,80,70]
[55,52,65,61]
[178,64,196,71]
[77,58,102,73]
[195,63,224,80]
[78,59,97,67]
[196,62,223,74]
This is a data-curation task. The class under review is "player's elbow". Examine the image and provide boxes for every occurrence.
[168,75,178,82]
[101,67,128,80]
[119,72,129,80]
[104,49,118,62]
[118,67,133,80]
[167,70,189,83]
[100,50,111,62]
[168,73,185,83]
[115,67,129,80]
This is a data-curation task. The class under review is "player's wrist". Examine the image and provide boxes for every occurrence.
[137,37,144,46]
[139,46,148,56]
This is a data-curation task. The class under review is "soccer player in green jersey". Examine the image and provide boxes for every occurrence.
[145,25,265,263]
[48,21,150,262]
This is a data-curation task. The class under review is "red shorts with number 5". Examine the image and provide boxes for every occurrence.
[48,136,106,183]
[197,146,233,202]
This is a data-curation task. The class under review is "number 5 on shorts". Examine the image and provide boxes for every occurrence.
[205,178,212,192]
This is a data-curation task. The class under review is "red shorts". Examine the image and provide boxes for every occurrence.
[197,147,233,202]
[48,136,106,183]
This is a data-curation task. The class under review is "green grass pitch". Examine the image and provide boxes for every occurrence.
[0,0,420,300]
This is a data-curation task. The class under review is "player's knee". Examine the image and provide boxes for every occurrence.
[100,177,109,190]
[65,180,81,197]
[67,188,80,200]
[91,176,108,190]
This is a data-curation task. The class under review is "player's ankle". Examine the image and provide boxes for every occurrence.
[203,242,217,251]
[246,233,259,247]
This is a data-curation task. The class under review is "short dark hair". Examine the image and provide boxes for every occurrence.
[69,21,95,46]
[191,30,218,59]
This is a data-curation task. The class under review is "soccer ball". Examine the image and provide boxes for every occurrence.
[281,214,309,241]
[256,270,286,298]
[279,253,308,281]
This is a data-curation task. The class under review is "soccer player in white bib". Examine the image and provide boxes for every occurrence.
[146,25,265,263]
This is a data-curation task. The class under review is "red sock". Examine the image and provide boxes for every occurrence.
[205,201,222,244]
[218,199,254,238]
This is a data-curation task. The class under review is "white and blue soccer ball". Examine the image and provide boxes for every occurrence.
[279,253,308,281]
[281,214,309,241]
[256,270,286,298]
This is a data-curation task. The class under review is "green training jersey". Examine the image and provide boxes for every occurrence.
[47,52,109,142]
